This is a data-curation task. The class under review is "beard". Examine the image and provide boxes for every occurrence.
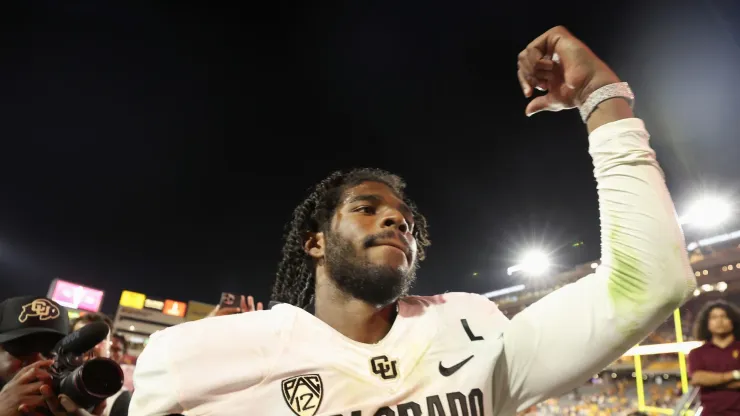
[324,230,418,306]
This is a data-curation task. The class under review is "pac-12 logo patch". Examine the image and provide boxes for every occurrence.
[281,374,323,416]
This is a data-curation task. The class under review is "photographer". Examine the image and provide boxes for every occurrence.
[0,296,104,416]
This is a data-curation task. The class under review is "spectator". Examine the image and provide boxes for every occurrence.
[109,334,126,365]
[206,295,262,318]
[0,296,103,415]
[688,300,740,415]
[70,313,114,359]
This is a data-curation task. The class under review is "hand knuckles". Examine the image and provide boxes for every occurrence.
[551,25,568,34]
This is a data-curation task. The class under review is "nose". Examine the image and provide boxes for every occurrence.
[381,209,409,234]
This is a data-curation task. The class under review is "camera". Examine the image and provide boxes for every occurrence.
[47,321,124,410]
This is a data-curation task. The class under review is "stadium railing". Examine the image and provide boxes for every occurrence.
[671,386,701,416]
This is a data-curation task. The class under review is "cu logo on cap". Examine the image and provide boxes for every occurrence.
[18,299,60,323]
[370,355,399,380]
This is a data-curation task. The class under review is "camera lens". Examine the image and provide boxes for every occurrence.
[77,358,124,397]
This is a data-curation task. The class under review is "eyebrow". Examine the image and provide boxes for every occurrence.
[345,194,413,220]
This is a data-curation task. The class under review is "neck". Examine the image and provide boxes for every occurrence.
[313,273,397,344]
[711,333,735,348]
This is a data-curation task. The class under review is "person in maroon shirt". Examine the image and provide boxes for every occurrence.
[688,300,740,415]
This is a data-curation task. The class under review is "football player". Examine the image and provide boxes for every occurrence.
[130,26,696,416]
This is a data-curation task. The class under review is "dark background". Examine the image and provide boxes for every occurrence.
[1,0,739,315]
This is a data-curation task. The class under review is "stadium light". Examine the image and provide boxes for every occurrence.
[687,229,740,251]
[482,284,526,299]
[679,196,732,228]
[507,250,551,276]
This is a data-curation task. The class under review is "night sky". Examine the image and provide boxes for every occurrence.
[1,1,739,316]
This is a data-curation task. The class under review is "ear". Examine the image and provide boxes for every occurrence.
[304,231,325,260]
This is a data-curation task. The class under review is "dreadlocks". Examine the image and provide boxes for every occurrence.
[271,168,431,309]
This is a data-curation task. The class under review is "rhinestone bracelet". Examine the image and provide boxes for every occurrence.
[578,82,635,123]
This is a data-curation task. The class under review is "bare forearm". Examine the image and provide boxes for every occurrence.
[586,98,634,134]
[691,371,734,387]
[726,380,740,389]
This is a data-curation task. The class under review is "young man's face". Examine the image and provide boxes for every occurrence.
[319,181,419,306]
[0,345,32,383]
[0,334,56,383]
[708,307,733,337]
[109,337,125,363]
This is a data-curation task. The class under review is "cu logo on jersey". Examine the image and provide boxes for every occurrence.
[281,374,323,416]
[370,355,399,380]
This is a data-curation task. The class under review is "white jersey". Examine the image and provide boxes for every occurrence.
[129,118,696,416]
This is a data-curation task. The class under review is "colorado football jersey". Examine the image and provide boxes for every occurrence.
[129,118,696,416]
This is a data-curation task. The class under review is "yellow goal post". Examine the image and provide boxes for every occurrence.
[618,309,701,415]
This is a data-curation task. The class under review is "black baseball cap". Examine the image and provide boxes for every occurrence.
[0,296,69,345]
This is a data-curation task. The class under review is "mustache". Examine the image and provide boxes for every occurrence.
[363,230,410,251]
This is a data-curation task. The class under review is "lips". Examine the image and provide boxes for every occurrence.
[375,240,410,260]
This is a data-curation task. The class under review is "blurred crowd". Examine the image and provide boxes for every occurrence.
[519,378,682,415]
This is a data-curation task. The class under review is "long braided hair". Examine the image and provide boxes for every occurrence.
[271,168,431,309]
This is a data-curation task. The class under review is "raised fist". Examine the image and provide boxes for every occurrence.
[517,26,620,116]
